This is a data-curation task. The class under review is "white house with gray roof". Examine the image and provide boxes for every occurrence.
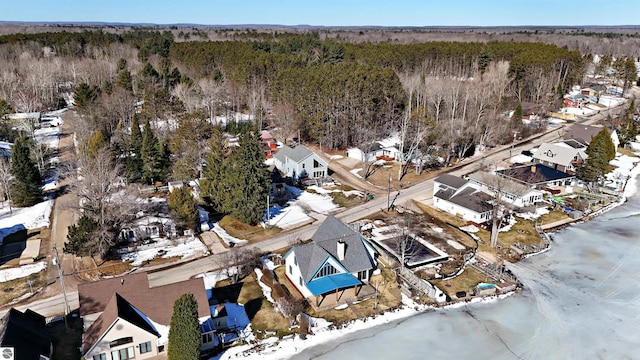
[532,142,587,174]
[284,215,378,308]
[274,145,327,180]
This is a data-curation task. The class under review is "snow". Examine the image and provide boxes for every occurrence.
[459,225,479,233]
[349,168,362,178]
[265,186,345,229]
[148,318,170,346]
[327,154,343,160]
[499,216,517,232]
[509,154,533,164]
[217,288,434,360]
[120,237,208,266]
[196,270,229,290]
[0,199,53,231]
[254,268,275,304]
[0,261,47,282]
[265,204,313,229]
[211,223,249,246]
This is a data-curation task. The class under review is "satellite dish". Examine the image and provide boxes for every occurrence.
[0,347,14,360]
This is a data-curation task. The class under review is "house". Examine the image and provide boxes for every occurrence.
[497,164,576,189]
[0,141,12,161]
[564,124,620,149]
[532,142,587,174]
[563,94,588,108]
[274,145,327,180]
[261,130,277,159]
[283,215,378,308]
[78,273,212,360]
[433,175,493,223]
[581,84,607,98]
[349,141,402,162]
[0,308,52,360]
[466,171,544,208]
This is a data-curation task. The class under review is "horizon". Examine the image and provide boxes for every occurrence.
[2,0,639,27]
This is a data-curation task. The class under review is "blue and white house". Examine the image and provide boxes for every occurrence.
[284,215,378,308]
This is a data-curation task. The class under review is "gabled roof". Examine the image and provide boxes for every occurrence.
[436,187,493,214]
[274,145,315,164]
[467,171,535,197]
[311,215,376,274]
[78,273,209,325]
[497,164,575,185]
[83,293,160,353]
[564,125,606,146]
[287,216,377,295]
[0,308,51,360]
[532,143,587,167]
[434,174,468,190]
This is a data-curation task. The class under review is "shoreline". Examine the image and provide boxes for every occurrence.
[219,152,640,360]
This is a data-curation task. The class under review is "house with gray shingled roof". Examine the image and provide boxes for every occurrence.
[532,142,587,174]
[274,145,327,181]
[283,215,378,308]
[433,174,493,223]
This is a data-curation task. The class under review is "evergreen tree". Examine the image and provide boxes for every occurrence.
[64,215,99,257]
[168,293,201,360]
[200,129,225,210]
[168,186,198,231]
[115,69,133,92]
[579,128,615,183]
[73,82,99,108]
[9,136,43,207]
[512,102,523,128]
[86,130,109,158]
[126,113,144,182]
[221,131,270,225]
[140,119,163,184]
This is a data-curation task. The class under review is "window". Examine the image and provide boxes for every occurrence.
[313,159,323,168]
[288,265,292,274]
[202,332,213,344]
[302,163,305,169]
[357,270,368,280]
[109,337,133,348]
[93,354,106,360]
[139,341,152,354]
[313,262,338,280]
[111,347,134,360]
[299,276,303,286]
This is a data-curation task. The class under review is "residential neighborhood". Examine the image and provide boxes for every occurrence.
[0,18,639,360]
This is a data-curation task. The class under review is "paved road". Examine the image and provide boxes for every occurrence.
[13,97,633,315]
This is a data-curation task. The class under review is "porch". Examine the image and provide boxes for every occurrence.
[309,283,377,311]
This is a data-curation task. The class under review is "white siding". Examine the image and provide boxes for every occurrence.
[284,252,313,298]
[434,198,491,222]
[85,318,159,360]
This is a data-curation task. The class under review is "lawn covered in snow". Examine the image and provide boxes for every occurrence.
[120,237,208,266]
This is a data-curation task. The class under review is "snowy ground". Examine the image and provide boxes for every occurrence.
[605,149,640,192]
[119,237,208,266]
[264,185,348,229]
[210,223,249,246]
[0,115,62,243]
[0,261,47,282]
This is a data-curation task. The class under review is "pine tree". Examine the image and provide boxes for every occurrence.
[580,128,615,183]
[9,137,43,207]
[73,82,99,108]
[221,131,270,225]
[64,215,99,257]
[200,129,225,210]
[140,119,163,184]
[168,293,201,360]
[168,186,198,231]
[115,69,133,92]
[512,102,523,129]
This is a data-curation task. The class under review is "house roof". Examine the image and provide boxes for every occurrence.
[435,187,493,214]
[564,125,606,146]
[434,174,468,190]
[83,293,160,353]
[78,272,209,325]
[260,130,274,143]
[532,143,586,167]
[497,164,575,185]
[0,308,51,360]
[274,145,315,164]
[311,215,376,274]
[466,171,534,197]
[288,215,376,295]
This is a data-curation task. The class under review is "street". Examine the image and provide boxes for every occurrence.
[5,98,629,316]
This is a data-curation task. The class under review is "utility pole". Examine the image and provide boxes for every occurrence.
[52,244,70,316]
[373,279,379,312]
[266,194,270,228]
[387,172,391,211]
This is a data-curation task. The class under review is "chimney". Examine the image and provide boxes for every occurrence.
[121,278,125,286]
[337,240,346,261]
[531,165,536,173]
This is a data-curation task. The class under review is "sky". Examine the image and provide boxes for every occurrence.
[1,0,638,27]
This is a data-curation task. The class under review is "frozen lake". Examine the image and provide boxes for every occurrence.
[294,193,640,359]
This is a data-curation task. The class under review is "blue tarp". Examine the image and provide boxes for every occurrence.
[306,273,361,296]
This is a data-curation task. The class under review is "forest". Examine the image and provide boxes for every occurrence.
[0,27,636,248]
